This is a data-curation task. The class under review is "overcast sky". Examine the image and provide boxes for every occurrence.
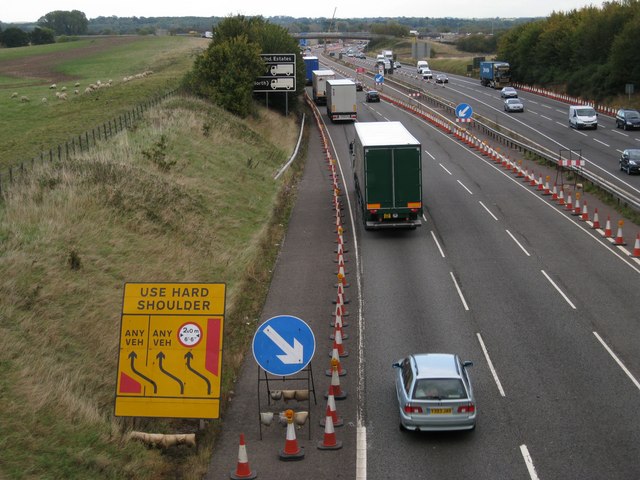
[3,0,606,23]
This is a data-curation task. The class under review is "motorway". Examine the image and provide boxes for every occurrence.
[207,54,640,479]
[326,52,640,478]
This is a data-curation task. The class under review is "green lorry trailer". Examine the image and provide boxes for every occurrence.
[351,122,423,230]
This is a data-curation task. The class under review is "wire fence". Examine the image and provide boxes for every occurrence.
[0,88,179,196]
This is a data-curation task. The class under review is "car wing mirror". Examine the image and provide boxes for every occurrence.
[463,361,473,368]
[392,362,401,368]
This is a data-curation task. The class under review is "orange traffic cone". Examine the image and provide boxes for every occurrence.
[330,328,348,357]
[604,216,612,237]
[326,347,346,376]
[592,208,601,229]
[320,385,343,427]
[317,413,342,450]
[279,410,304,461]
[614,220,626,245]
[632,234,640,257]
[326,359,347,400]
[580,201,589,221]
[230,434,257,480]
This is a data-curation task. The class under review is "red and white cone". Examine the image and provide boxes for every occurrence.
[320,385,343,427]
[330,328,348,357]
[326,347,346,376]
[592,208,601,229]
[330,309,348,328]
[317,412,342,450]
[572,195,581,215]
[543,177,551,195]
[551,184,558,201]
[580,201,589,221]
[230,434,257,479]
[330,313,348,340]
[325,359,347,400]
[604,216,612,237]
[632,234,640,258]
[537,174,544,191]
[279,410,304,461]
[564,193,573,211]
[333,297,348,317]
[614,220,626,246]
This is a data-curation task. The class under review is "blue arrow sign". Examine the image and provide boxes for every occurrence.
[375,73,384,84]
[252,315,316,376]
[455,103,473,119]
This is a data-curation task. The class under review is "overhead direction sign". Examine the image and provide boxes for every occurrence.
[455,103,473,123]
[255,53,296,93]
[252,315,315,376]
[115,282,226,419]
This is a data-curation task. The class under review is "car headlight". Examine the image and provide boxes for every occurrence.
[629,160,638,165]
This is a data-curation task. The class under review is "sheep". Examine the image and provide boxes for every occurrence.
[42,97,48,103]
[74,82,80,87]
[11,92,18,98]
[55,92,67,100]
[61,86,67,92]
[49,84,57,89]
[84,87,93,94]
[20,96,30,102]
[74,89,79,95]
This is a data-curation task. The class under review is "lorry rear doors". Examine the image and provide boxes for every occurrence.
[365,147,421,210]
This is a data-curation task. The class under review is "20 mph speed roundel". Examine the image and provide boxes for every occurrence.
[178,322,202,347]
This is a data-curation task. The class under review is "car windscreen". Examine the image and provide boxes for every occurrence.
[412,378,467,400]
[627,150,640,160]
[626,111,640,119]
[577,108,596,116]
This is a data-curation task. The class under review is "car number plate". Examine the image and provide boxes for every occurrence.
[429,408,452,414]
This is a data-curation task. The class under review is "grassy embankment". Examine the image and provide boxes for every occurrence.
[0,37,305,479]
[0,36,209,168]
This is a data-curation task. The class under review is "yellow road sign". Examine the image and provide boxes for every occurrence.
[115,283,226,419]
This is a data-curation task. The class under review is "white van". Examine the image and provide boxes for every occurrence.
[417,60,429,73]
[569,105,598,129]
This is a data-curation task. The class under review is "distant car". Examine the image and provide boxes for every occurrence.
[329,52,335,57]
[393,353,476,432]
[347,52,355,57]
[615,108,640,130]
[504,97,524,112]
[365,90,380,102]
[435,74,449,84]
[500,86,518,98]
[620,149,640,175]
[354,79,364,91]
[356,53,366,59]
[394,61,402,69]
[421,68,433,80]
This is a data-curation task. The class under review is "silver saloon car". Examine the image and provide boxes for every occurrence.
[504,97,524,112]
[393,353,476,431]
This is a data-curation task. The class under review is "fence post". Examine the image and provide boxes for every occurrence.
[57,145,61,161]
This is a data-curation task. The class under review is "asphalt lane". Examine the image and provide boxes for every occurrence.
[206,115,358,479]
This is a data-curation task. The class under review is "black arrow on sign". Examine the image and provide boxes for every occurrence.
[129,352,157,394]
[185,351,212,395]
[157,352,184,395]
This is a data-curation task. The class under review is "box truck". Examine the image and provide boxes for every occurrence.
[326,79,357,122]
[351,122,422,230]
[480,61,511,88]
[303,56,319,85]
[312,69,335,105]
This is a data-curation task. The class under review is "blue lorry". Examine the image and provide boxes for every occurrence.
[479,61,511,89]
[303,56,319,85]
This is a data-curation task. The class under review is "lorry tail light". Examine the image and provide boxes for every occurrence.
[410,208,419,213]
[367,203,381,210]
[404,404,423,414]
[407,202,421,208]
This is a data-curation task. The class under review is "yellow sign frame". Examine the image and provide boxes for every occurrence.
[115,283,226,419]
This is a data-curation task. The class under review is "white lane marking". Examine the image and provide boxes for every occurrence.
[555,121,566,127]
[439,163,453,175]
[423,150,436,160]
[450,272,469,311]
[479,201,499,221]
[612,130,629,137]
[594,138,610,147]
[357,425,367,480]
[541,104,553,109]
[572,129,588,137]
[431,231,445,258]
[541,270,577,309]
[593,332,640,391]
[457,179,473,195]
[540,115,553,121]
[520,445,541,480]
[506,229,531,256]
[476,333,506,397]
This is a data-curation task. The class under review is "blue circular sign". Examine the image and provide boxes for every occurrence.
[252,315,316,376]
[375,73,384,84]
[455,103,473,119]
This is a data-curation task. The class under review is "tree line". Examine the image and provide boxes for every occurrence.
[496,0,640,100]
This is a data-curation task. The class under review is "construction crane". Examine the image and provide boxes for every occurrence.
[324,7,337,53]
